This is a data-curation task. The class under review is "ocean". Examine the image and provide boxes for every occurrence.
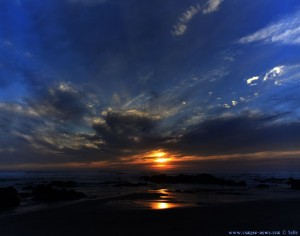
[1,170,300,215]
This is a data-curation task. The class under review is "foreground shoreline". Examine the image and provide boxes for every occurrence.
[0,197,299,236]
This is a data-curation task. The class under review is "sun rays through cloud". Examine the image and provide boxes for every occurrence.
[0,0,300,172]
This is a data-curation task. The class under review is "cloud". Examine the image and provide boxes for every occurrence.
[224,103,230,109]
[171,112,300,156]
[172,0,224,36]
[245,64,300,88]
[2,86,300,167]
[0,81,101,158]
[232,100,238,106]
[0,102,45,153]
[263,66,285,81]
[92,109,164,152]
[29,82,89,121]
[203,0,224,14]
[91,109,300,159]
[246,76,259,85]
[239,11,300,45]
[260,64,300,85]
[1,73,224,165]
[172,5,201,36]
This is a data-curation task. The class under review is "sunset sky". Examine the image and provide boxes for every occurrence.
[1,0,300,171]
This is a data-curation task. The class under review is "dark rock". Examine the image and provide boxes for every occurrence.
[114,182,148,187]
[22,185,34,191]
[258,177,287,184]
[256,184,270,189]
[0,187,20,208]
[49,181,77,188]
[19,192,32,198]
[237,181,247,187]
[140,173,247,187]
[288,179,300,190]
[32,184,86,201]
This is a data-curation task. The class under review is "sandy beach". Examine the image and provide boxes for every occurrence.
[0,197,299,236]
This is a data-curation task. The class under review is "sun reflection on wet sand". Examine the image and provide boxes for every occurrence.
[147,200,192,210]
[105,188,195,210]
[140,188,192,210]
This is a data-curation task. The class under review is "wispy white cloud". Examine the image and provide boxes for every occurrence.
[263,66,285,81]
[172,5,201,36]
[0,102,39,117]
[172,0,224,36]
[245,64,300,88]
[203,0,224,14]
[239,11,300,45]
[263,65,300,86]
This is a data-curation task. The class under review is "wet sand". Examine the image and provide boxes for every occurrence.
[0,197,299,236]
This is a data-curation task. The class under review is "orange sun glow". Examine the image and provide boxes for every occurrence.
[145,150,173,167]
[154,157,169,163]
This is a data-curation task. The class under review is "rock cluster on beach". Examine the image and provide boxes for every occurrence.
[22,181,86,202]
[140,173,247,186]
[0,181,86,209]
[31,184,86,201]
[0,187,20,209]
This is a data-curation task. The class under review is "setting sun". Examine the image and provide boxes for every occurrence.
[148,150,171,165]
[148,151,167,158]
[140,149,174,168]
[154,158,169,163]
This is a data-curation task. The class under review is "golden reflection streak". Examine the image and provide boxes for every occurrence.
[150,202,187,210]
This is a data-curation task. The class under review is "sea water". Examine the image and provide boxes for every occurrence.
[1,170,300,215]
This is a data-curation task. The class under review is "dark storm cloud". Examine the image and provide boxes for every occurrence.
[0,81,92,160]
[29,83,88,120]
[92,110,166,152]
[59,110,300,163]
[171,112,300,156]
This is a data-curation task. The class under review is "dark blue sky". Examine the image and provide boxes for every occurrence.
[1,0,300,171]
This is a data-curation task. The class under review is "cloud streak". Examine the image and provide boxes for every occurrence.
[172,5,202,36]
[203,0,224,14]
[246,64,300,88]
[239,11,300,45]
[172,0,224,36]
[263,66,285,81]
